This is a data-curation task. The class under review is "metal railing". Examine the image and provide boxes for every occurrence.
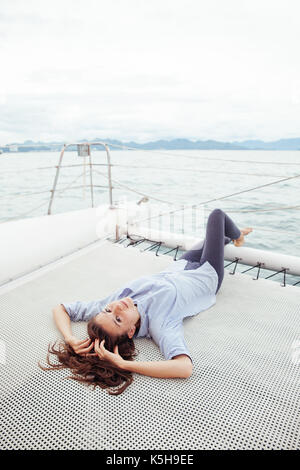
[1,141,300,287]
[1,141,300,239]
[47,141,114,214]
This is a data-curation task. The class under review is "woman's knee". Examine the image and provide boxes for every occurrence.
[209,208,224,220]
[211,208,223,215]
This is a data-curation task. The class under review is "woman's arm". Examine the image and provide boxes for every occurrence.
[122,354,193,379]
[52,304,74,342]
[93,340,192,379]
[52,304,94,355]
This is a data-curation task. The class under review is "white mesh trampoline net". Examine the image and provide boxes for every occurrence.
[0,240,299,450]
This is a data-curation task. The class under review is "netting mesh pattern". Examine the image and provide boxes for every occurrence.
[0,241,299,450]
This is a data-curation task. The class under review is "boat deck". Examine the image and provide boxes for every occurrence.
[0,239,299,450]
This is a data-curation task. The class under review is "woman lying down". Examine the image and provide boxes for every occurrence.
[40,209,252,395]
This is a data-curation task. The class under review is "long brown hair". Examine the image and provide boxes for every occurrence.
[39,317,138,395]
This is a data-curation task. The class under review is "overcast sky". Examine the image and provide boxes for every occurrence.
[1,0,300,144]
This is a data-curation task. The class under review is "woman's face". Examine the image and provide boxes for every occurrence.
[94,297,140,338]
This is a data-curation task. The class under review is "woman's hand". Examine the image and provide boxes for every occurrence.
[93,338,125,369]
[66,336,94,356]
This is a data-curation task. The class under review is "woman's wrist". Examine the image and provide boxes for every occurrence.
[64,334,75,344]
[119,359,133,371]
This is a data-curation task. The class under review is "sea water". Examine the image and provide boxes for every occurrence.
[1,149,300,259]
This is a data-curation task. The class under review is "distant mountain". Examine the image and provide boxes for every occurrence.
[1,137,300,152]
[232,138,300,150]
[118,138,246,150]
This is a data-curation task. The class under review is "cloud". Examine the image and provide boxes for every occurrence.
[0,0,300,144]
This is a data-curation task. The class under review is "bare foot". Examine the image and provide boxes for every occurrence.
[233,227,253,247]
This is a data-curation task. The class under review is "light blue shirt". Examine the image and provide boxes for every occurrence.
[62,259,218,362]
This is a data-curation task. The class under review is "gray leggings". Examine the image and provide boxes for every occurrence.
[179,208,241,294]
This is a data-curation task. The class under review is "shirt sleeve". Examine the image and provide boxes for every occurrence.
[158,323,193,363]
[61,300,103,322]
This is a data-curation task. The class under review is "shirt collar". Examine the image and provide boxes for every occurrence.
[133,298,148,338]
